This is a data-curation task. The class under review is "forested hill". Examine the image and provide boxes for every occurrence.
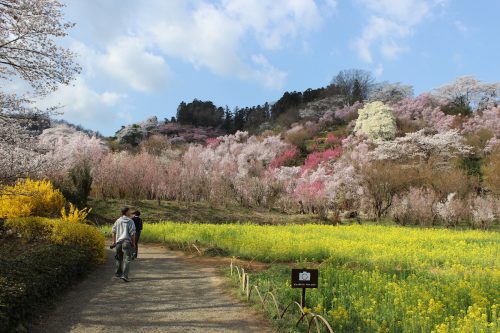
[112,69,397,148]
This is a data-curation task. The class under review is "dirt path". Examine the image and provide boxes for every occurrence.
[30,244,274,333]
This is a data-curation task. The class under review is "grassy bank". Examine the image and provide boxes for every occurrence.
[89,198,327,225]
[103,221,500,332]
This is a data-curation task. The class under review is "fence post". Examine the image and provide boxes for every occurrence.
[246,274,250,299]
[241,268,246,292]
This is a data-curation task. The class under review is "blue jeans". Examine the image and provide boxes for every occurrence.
[115,240,133,278]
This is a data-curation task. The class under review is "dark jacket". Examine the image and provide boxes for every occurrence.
[132,216,143,232]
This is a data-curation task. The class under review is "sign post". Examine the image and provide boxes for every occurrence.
[291,269,318,308]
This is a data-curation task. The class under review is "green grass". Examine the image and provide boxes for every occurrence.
[88,198,327,225]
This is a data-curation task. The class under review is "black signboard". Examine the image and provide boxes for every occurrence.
[291,269,318,288]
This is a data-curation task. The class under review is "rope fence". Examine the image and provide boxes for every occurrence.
[230,260,334,333]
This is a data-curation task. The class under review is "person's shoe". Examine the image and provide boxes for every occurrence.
[120,276,129,282]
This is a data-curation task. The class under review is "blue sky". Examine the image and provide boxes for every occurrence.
[34,0,500,136]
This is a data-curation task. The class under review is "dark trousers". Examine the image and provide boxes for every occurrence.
[135,231,141,256]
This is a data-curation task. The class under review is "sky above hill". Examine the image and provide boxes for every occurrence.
[33,0,500,135]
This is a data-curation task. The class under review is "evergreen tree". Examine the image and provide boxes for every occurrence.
[222,106,233,132]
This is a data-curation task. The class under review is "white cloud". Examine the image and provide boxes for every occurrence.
[222,0,322,50]
[97,37,170,93]
[251,54,287,89]
[138,0,324,88]
[354,0,446,63]
[37,78,130,131]
[47,0,332,133]
[146,2,245,77]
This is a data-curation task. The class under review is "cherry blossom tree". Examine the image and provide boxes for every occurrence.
[92,152,167,201]
[0,0,79,188]
[391,187,439,226]
[462,107,500,134]
[370,129,472,165]
[433,76,500,112]
[368,82,414,104]
[470,196,497,229]
[392,93,454,133]
[0,115,49,184]
[0,0,80,94]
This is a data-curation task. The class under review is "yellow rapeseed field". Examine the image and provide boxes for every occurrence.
[114,222,499,332]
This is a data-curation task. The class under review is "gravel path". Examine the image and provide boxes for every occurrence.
[30,244,274,333]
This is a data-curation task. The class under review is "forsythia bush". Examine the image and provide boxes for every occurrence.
[5,217,106,263]
[0,179,65,218]
[61,203,92,223]
[49,219,105,262]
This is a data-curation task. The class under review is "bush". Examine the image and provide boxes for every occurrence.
[482,147,500,195]
[5,217,105,264]
[0,242,96,332]
[0,179,65,218]
[49,219,105,262]
[3,217,51,242]
[61,203,92,223]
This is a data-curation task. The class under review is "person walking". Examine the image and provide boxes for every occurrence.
[111,207,136,282]
[131,210,143,259]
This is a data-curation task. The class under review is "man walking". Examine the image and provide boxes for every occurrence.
[111,207,136,282]
[131,210,143,259]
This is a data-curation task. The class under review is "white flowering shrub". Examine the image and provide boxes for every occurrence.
[354,101,396,142]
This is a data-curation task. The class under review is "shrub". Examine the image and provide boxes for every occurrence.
[0,243,96,332]
[49,219,105,262]
[61,203,92,223]
[5,217,105,264]
[0,179,65,218]
[3,217,52,242]
[284,124,318,151]
[482,147,500,195]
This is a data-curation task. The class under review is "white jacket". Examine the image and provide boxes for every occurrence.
[112,216,136,243]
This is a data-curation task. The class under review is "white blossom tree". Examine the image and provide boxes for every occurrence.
[368,82,414,104]
[354,101,397,142]
[433,76,500,112]
[0,0,79,186]
[370,129,472,166]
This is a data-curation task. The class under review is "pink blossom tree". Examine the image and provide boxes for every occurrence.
[392,93,454,133]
